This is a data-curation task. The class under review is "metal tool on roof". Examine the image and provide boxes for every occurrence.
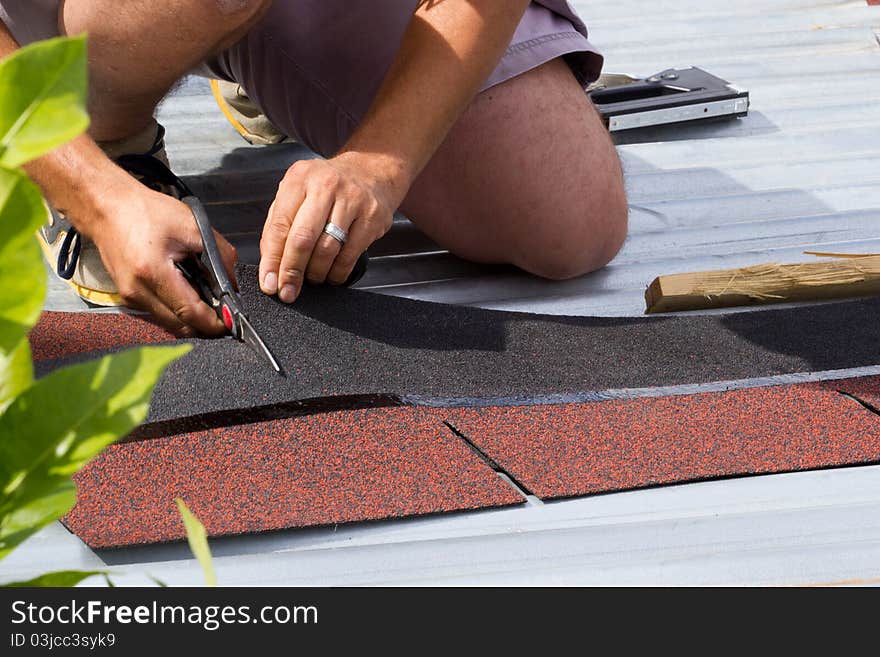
[177,195,284,374]
[589,67,749,132]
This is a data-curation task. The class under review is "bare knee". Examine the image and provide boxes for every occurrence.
[518,177,629,281]
[403,56,630,280]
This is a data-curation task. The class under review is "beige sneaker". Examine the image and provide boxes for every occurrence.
[210,79,292,146]
[37,121,194,307]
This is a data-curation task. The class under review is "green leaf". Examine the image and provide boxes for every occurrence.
[0,35,89,168]
[0,344,191,556]
[0,167,47,354]
[175,498,216,587]
[0,483,75,560]
[147,575,168,588]
[2,569,104,588]
[0,339,33,414]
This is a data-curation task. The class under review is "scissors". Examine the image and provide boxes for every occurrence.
[177,196,284,374]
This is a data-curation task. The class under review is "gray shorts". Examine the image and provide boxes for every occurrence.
[207,0,602,156]
[1,1,602,158]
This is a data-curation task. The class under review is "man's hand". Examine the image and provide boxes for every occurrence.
[258,0,531,303]
[21,121,238,338]
[258,153,399,303]
[91,186,238,337]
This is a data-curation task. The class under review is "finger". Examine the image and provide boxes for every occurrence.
[145,297,197,339]
[277,191,333,303]
[259,185,305,296]
[123,285,195,338]
[306,198,352,284]
[152,261,228,337]
[327,218,375,286]
[114,271,193,339]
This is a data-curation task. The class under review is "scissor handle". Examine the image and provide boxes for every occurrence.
[182,197,238,298]
[179,196,246,336]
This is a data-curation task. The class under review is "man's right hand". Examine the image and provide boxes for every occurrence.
[16,107,238,337]
[90,186,238,338]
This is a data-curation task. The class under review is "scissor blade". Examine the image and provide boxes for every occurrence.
[238,314,283,374]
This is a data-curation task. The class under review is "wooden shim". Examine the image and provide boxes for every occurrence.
[645,255,880,314]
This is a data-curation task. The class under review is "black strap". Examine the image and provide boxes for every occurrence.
[56,228,82,280]
[115,152,193,198]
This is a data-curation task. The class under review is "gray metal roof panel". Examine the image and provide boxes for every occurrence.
[5,466,880,586]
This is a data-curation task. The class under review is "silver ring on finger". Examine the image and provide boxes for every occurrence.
[323,221,348,246]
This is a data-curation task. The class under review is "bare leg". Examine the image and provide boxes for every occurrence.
[59,0,271,141]
[401,57,628,280]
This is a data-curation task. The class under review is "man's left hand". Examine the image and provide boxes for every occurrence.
[258,153,401,303]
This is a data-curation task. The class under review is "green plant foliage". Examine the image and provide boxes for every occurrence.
[0,345,191,560]
[0,35,194,586]
[0,169,46,414]
[0,37,85,418]
[2,570,106,588]
[175,499,217,587]
[0,169,46,340]
[0,484,75,564]
[0,36,89,168]
[0,339,33,416]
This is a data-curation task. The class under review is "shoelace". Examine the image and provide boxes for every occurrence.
[57,125,193,280]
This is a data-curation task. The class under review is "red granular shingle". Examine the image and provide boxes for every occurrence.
[65,407,522,548]
[30,311,174,362]
[446,384,880,500]
[829,376,880,409]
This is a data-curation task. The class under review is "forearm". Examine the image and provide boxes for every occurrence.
[1,20,140,237]
[337,0,530,202]
[24,134,145,236]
